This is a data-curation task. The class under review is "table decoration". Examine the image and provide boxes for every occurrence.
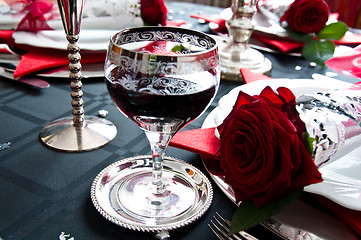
[0,0,171,80]
[219,0,272,82]
[326,44,361,80]
[2,0,58,32]
[280,0,348,67]
[92,26,220,238]
[195,0,361,60]
[140,0,167,26]
[169,75,361,237]
[39,0,117,152]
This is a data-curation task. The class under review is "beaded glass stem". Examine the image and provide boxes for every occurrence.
[39,0,116,152]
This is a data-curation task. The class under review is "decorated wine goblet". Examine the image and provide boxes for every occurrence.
[91,26,219,235]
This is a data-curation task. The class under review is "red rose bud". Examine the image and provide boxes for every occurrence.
[217,87,322,207]
[140,0,168,26]
[281,0,329,34]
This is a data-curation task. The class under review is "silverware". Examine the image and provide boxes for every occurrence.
[208,212,259,240]
[0,67,50,88]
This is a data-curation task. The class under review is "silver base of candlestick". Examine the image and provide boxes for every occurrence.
[40,116,117,152]
[216,36,272,82]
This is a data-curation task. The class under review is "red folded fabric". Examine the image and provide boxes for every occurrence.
[335,31,361,45]
[326,44,361,79]
[312,194,361,237]
[170,127,219,159]
[240,68,273,83]
[190,14,226,29]
[166,20,187,27]
[13,48,106,79]
[0,30,14,45]
[190,14,361,53]
[0,30,106,78]
[252,34,303,53]
[169,73,361,237]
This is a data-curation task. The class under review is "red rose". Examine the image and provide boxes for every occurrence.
[217,86,322,207]
[281,0,329,34]
[140,0,168,26]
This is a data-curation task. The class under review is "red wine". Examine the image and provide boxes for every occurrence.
[106,75,216,131]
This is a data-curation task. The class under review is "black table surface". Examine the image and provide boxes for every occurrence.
[0,2,359,240]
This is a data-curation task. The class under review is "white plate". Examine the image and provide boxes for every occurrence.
[202,78,361,211]
[217,8,288,38]
[12,29,116,51]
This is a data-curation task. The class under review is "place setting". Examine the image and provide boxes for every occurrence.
[2,0,361,239]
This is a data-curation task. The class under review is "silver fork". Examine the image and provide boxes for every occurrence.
[208,212,259,240]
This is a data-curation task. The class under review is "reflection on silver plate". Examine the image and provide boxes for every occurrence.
[91,155,213,232]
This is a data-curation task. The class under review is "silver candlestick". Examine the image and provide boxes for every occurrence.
[220,0,272,82]
[39,0,117,152]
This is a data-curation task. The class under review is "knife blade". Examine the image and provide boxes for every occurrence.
[0,67,50,88]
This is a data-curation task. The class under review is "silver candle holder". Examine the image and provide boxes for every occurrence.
[39,0,117,152]
[220,0,272,82]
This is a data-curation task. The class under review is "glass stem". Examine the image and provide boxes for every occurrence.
[145,131,172,196]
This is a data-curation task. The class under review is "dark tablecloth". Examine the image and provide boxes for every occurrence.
[0,2,359,240]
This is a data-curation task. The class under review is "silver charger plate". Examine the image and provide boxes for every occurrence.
[91,155,213,232]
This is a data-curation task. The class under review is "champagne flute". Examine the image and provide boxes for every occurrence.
[39,0,117,152]
[98,26,219,232]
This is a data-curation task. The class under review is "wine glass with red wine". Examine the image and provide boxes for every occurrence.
[101,26,220,232]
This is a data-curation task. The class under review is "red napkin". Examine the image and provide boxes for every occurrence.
[169,72,361,237]
[240,68,273,83]
[326,44,361,79]
[335,31,361,45]
[190,14,361,53]
[0,30,15,45]
[190,14,226,30]
[0,30,106,78]
[166,20,187,27]
[170,69,272,154]
[170,127,219,159]
[253,31,361,53]
[1,22,187,79]
[252,33,303,53]
[312,194,361,237]
[13,48,106,79]
[190,14,228,34]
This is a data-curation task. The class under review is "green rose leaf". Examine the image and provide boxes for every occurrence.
[317,22,349,40]
[302,39,335,67]
[285,27,313,42]
[229,189,303,235]
[303,132,316,156]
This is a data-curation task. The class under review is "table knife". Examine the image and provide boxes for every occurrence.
[0,67,50,88]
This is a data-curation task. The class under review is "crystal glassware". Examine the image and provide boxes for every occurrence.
[220,0,272,81]
[100,26,219,232]
[39,0,117,152]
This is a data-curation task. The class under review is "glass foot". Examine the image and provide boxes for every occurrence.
[40,115,117,152]
[91,155,213,232]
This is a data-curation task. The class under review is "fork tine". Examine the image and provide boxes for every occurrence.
[210,212,259,240]
[216,212,231,228]
[208,220,227,240]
